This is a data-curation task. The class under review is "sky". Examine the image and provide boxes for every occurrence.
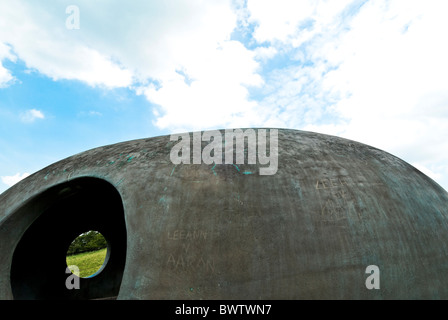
[0,0,447,194]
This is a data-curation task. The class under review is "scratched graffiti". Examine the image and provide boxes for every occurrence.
[319,185,359,222]
[166,254,215,273]
[167,230,208,241]
[166,230,215,273]
[316,175,383,191]
[315,177,350,190]
[321,196,347,221]
[41,150,145,183]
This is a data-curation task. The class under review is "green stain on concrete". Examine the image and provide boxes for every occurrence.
[232,164,252,175]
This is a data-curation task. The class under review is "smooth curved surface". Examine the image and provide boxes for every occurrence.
[1,128,448,299]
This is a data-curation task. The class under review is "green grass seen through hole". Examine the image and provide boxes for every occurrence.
[66,248,108,278]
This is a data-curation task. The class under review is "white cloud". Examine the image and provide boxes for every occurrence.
[88,111,102,117]
[0,1,132,88]
[20,109,45,123]
[412,163,442,182]
[244,0,448,191]
[0,0,244,89]
[1,172,30,187]
[247,0,316,44]
[247,0,354,45]
[0,0,262,130]
[0,0,447,192]
[0,63,14,88]
[315,1,448,159]
[254,46,278,61]
[142,40,264,132]
[0,42,16,87]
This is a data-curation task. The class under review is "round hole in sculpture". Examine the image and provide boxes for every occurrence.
[66,230,110,279]
[10,177,127,300]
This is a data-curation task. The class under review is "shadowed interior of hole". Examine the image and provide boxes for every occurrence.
[10,177,127,300]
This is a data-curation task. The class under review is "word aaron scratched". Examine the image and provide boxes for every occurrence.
[166,229,215,273]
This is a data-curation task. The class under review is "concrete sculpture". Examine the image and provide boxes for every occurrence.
[1,128,447,300]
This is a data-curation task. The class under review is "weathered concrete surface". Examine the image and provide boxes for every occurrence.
[1,128,448,299]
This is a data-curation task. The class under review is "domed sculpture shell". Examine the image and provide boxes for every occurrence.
[0,128,447,300]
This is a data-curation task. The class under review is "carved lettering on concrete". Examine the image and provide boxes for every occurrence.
[316,178,350,190]
[167,230,208,241]
[166,229,215,273]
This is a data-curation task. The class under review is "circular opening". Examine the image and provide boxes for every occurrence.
[66,230,109,278]
[11,177,127,300]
